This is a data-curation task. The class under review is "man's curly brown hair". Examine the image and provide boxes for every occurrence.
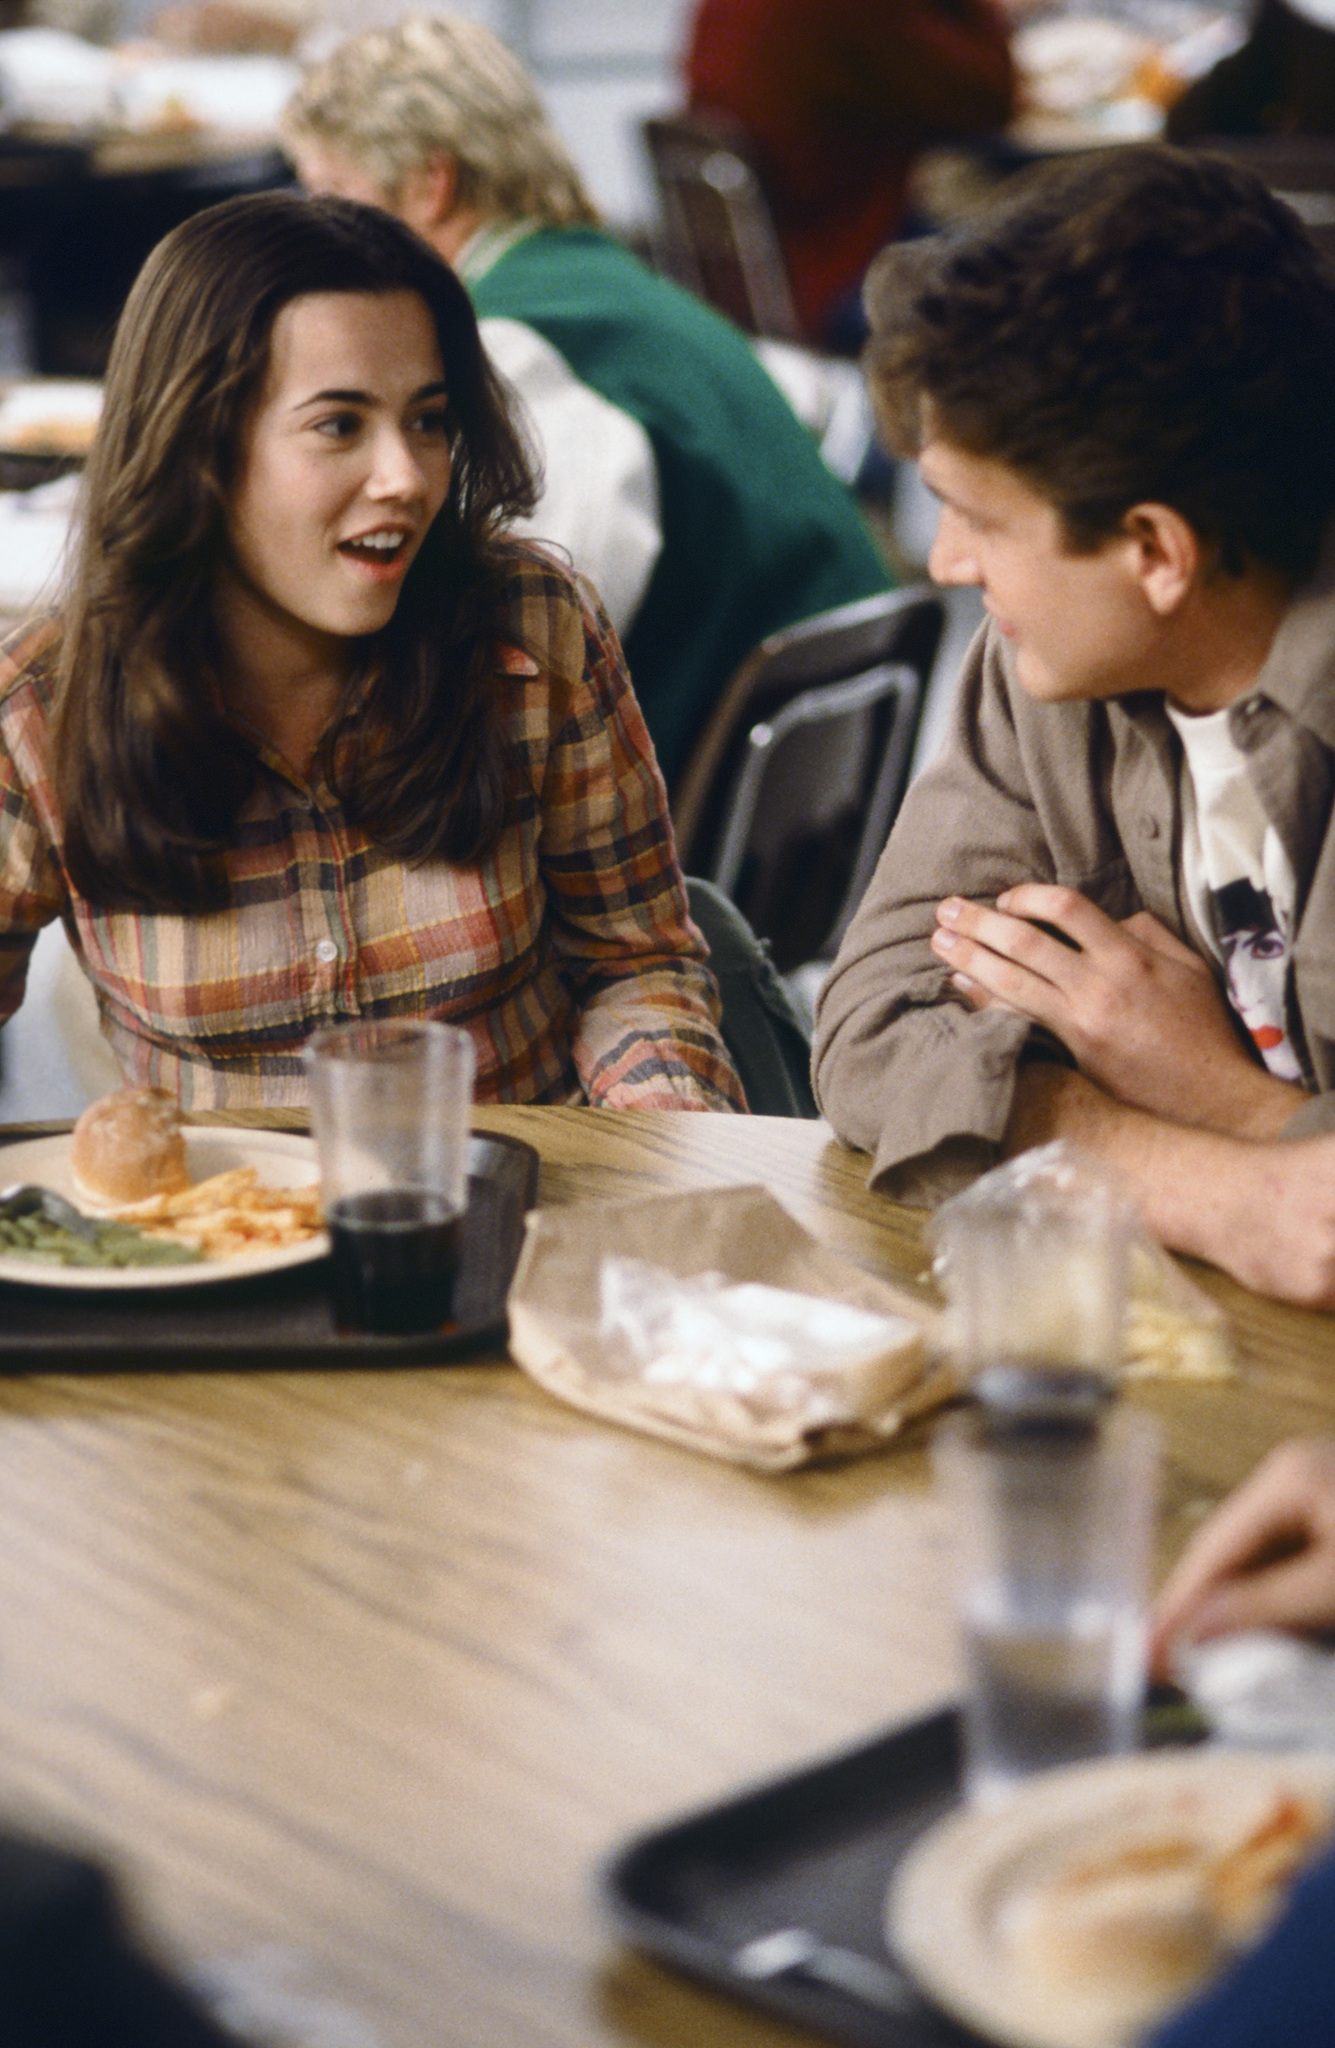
[863,144,1335,582]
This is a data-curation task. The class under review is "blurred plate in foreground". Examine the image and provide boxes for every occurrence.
[889,1747,1335,2048]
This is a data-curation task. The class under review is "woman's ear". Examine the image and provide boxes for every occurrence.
[1120,502,1202,616]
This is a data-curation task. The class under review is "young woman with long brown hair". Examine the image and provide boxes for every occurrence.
[0,192,743,1111]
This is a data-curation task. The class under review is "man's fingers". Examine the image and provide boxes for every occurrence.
[950,972,1004,1012]
[993,883,1120,953]
[1154,1497,1308,1640]
[1151,1533,1313,1675]
[931,921,1065,1022]
[936,895,1087,988]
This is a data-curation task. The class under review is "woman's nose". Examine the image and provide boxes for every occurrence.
[367,428,429,501]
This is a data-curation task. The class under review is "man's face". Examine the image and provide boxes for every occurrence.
[292,143,442,245]
[920,439,1161,704]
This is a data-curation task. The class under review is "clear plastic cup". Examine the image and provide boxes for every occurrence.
[305,1020,475,1335]
[932,1145,1138,1392]
[935,1395,1160,1808]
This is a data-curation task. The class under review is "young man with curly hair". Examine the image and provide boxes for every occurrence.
[813,145,1335,1308]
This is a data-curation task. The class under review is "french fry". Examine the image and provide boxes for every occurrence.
[113,1170,323,1259]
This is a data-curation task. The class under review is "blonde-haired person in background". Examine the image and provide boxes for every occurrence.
[285,11,596,232]
[281,13,890,794]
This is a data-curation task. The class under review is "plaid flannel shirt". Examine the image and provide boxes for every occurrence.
[0,550,744,1113]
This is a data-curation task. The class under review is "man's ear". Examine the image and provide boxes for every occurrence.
[396,153,460,235]
[1120,502,1201,616]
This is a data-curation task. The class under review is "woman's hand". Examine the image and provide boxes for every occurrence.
[1150,1439,1335,1677]
[931,884,1304,1138]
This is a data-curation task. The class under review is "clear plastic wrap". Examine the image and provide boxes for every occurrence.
[931,1142,1235,1384]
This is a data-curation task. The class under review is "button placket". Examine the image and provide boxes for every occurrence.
[301,791,355,1015]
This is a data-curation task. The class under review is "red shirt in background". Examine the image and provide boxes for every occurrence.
[686,0,1016,345]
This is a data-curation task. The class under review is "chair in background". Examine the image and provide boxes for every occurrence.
[640,109,800,340]
[640,112,882,490]
[673,587,945,977]
[1185,136,1335,271]
[685,878,819,1118]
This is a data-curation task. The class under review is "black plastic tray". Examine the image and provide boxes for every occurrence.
[0,1128,538,1370]
[604,1700,1200,2048]
[606,1709,973,2048]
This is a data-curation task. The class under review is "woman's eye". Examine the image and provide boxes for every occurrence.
[315,412,362,440]
[412,407,452,438]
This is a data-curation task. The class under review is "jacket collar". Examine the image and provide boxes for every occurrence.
[1248,516,1335,749]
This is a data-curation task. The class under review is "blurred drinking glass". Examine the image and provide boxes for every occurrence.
[934,1152,1136,1399]
[305,1019,475,1334]
[936,1386,1160,1809]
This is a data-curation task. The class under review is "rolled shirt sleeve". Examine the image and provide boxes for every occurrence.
[530,567,745,1111]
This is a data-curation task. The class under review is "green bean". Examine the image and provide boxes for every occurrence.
[0,1213,202,1269]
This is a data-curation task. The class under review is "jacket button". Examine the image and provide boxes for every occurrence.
[315,939,339,964]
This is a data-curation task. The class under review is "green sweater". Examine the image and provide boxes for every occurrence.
[471,228,890,789]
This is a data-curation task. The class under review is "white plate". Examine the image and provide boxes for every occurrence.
[888,1748,1335,2048]
[0,1128,326,1289]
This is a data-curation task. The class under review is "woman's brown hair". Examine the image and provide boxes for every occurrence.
[53,190,536,912]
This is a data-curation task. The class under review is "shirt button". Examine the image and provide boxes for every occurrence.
[315,939,339,964]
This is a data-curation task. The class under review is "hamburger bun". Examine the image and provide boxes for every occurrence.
[70,1087,192,1208]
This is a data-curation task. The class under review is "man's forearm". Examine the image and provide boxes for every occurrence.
[1006,1063,1243,1256]
[1005,1063,1335,1307]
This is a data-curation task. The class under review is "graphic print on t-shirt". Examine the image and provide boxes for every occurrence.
[1167,696,1305,1089]
[1210,875,1303,1083]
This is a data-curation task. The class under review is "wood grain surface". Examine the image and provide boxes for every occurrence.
[0,1107,1330,2048]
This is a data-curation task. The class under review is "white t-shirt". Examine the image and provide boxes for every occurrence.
[477,315,661,641]
[1167,698,1304,1083]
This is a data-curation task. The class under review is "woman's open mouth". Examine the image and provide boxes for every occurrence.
[338,529,413,578]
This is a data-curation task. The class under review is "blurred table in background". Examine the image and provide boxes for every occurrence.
[0,127,290,375]
[0,1104,1331,2047]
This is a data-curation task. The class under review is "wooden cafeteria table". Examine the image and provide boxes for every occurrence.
[0,1105,1332,2048]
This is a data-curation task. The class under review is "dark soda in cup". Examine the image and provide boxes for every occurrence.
[328,1188,462,1334]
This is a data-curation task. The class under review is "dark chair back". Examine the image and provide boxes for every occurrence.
[673,588,944,973]
[685,877,819,1118]
[640,108,800,340]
